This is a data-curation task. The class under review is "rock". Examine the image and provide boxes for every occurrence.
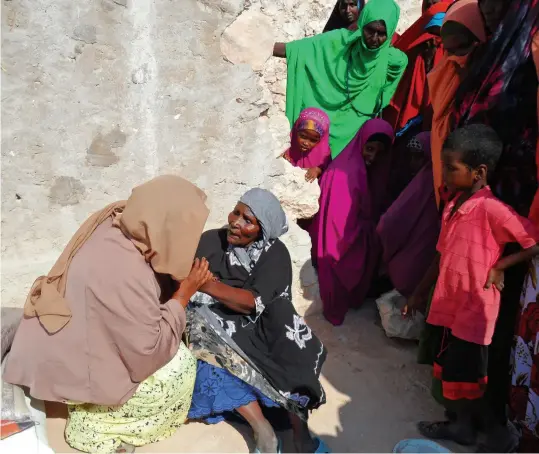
[86,127,126,167]
[49,177,85,206]
[272,159,321,221]
[281,221,322,316]
[72,24,97,44]
[220,8,275,71]
[1,0,419,317]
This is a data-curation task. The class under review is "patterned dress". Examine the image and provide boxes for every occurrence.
[187,229,327,422]
[510,257,539,452]
[65,343,196,453]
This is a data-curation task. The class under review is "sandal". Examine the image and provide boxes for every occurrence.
[417,420,475,446]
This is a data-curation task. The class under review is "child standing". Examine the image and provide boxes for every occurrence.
[405,124,539,445]
[282,108,331,183]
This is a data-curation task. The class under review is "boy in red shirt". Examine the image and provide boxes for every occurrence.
[405,124,539,445]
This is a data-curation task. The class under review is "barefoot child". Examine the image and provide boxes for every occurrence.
[405,124,539,445]
[282,108,331,183]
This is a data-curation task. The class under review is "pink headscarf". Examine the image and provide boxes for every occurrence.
[286,108,332,169]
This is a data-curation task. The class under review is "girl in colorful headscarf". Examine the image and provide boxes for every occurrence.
[273,0,407,159]
[283,108,332,182]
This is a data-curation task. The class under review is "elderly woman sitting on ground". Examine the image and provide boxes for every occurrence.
[4,176,211,453]
[187,188,329,454]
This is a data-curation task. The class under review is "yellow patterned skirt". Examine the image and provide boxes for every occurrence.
[65,342,196,453]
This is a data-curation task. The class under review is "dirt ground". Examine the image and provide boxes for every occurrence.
[47,302,460,453]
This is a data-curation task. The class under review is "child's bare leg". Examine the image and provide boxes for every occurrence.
[289,412,318,453]
[236,401,278,453]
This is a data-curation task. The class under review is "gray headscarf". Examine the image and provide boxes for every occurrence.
[230,188,288,273]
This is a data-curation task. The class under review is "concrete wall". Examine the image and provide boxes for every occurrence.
[1,0,419,311]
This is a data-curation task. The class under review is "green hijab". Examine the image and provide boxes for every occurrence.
[285,0,407,158]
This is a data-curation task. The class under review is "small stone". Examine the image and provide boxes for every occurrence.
[72,25,97,44]
[272,160,321,221]
[49,177,85,206]
[86,127,126,167]
[220,9,275,71]
[174,114,180,120]
[113,0,127,6]
[131,64,149,84]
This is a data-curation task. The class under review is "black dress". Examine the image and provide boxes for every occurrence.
[186,229,327,419]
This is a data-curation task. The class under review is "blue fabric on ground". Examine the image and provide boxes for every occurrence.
[188,360,279,424]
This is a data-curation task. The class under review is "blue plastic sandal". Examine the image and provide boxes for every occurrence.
[392,439,451,453]
[314,437,331,453]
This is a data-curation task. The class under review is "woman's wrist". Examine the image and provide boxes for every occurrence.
[173,295,190,308]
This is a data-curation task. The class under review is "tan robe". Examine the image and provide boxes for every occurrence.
[4,218,186,406]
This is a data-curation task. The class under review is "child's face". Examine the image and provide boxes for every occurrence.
[362,140,386,167]
[442,149,477,192]
[296,129,321,153]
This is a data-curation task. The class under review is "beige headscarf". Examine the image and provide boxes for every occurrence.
[24,175,209,334]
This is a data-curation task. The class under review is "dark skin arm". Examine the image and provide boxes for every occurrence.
[273,42,287,58]
[485,245,539,291]
[199,280,255,315]
[402,253,440,315]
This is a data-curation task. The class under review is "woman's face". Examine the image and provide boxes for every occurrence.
[296,129,321,153]
[479,0,509,34]
[362,139,387,166]
[363,20,387,49]
[339,0,360,25]
[441,22,477,56]
[227,203,261,247]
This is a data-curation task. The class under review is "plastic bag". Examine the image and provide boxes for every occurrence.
[376,289,425,340]
[1,358,34,440]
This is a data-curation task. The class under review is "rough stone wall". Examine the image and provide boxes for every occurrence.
[1,0,419,312]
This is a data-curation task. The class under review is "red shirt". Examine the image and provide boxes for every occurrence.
[428,187,539,345]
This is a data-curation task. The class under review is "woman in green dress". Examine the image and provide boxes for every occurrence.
[273,0,407,158]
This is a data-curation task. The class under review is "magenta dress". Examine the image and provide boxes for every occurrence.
[285,107,332,170]
[311,119,395,326]
[376,132,440,297]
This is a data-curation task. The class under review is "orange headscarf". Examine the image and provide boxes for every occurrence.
[428,0,487,206]
[23,175,209,334]
[384,1,452,132]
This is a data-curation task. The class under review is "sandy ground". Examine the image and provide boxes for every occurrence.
[46,302,462,453]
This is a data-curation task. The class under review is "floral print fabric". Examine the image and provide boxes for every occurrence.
[510,258,539,452]
[65,343,196,453]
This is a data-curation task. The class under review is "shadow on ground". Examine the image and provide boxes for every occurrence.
[303,301,466,453]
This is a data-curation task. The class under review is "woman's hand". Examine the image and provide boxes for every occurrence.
[172,258,214,307]
[273,42,286,58]
[305,167,322,182]
[485,268,505,291]
[282,151,292,163]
